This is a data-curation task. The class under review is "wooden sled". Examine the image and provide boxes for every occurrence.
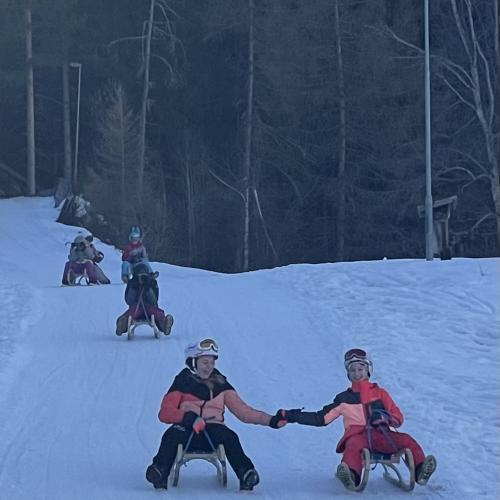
[339,448,415,492]
[126,314,161,340]
[170,430,227,488]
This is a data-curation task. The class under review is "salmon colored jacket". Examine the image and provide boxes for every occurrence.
[288,379,404,453]
[158,368,272,426]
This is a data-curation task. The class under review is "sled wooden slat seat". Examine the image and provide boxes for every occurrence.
[371,451,400,462]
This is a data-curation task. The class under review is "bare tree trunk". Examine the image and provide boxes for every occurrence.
[62,61,73,192]
[490,162,500,247]
[449,0,500,246]
[494,0,500,245]
[334,0,346,262]
[242,0,255,272]
[184,128,196,264]
[137,0,155,203]
[25,5,36,195]
[480,115,500,247]
[118,88,126,233]
[495,0,499,62]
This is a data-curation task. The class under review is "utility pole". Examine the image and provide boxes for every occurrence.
[424,0,434,260]
[25,5,36,195]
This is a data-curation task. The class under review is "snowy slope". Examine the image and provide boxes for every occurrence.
[0,196,498,500]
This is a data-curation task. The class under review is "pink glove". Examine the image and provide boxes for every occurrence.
[192,417,206,434]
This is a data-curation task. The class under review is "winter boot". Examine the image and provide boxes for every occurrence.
[145,463,169,489]
[115,315,128,336]
[336,463,359,490]
[239,469,260,491]
[416,455,437,485]
[162,314,174,336]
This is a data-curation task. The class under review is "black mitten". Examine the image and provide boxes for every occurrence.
[269,410,287,429]
[283,408,303,423]
[181,411,199,428]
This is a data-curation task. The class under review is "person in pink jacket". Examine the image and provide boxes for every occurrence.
[281,349,437,490]
[145,338,285,491]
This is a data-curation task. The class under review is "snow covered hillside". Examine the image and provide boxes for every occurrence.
[0,197,498,500]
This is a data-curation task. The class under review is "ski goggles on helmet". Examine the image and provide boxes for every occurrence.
[199,338,218,352]
[185,338,219,360]
[344,348,367,361]
[344,348,371,372]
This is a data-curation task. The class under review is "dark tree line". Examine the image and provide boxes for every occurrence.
[0,0,498,272]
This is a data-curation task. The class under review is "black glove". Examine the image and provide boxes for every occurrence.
[283,408,303,423]
[181,411,199,429]
[269,410,287,429]
[369,409,393,427]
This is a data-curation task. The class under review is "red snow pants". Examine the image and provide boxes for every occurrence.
[342,428,426,475]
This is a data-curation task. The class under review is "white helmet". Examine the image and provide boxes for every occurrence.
[344,348,373,379]
[185,338,219,373]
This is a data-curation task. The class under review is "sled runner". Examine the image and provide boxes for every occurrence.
[64,269,90,286]
[63,263,109,286]
[170,429,227,488]
[126,313,161,340]
[338,448,415,492]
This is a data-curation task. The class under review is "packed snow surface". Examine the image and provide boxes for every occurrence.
[0,197,498,499]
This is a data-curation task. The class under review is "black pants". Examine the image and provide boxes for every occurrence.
[152,423,254,480]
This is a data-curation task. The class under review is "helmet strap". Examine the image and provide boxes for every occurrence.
[186,357,197,374]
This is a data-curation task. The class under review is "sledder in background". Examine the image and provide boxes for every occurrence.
[115,262,174,337]
[61,234,110,285]
[279,348,437,492]
[121,226,153,282]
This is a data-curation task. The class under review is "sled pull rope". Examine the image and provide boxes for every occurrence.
[132,284,147,319]
[181,417,218,464]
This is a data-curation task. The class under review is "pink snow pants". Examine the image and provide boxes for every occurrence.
[62,261,98,284]
[123,305,166,324]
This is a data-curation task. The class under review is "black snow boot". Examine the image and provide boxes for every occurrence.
[239,469,260,491]
[115,315,128,336]
[145,463,169,489]
[161,314,174,335]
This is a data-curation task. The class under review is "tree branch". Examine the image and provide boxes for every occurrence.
[0,162,26,184]
[208,168,245,202]
[449,147,490,176]
[439,75,476,111]
[253,188,278,259]
[151,53,174,76]
[107,35,145,50]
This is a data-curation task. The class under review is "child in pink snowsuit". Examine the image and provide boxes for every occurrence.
[280,349,437,490]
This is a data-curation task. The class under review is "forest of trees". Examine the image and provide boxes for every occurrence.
[0,0,498,272]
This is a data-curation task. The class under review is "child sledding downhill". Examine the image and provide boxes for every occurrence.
[121,226,153,282]
[145,339,286,492]
[115,262,174,337]
[280,349,437,492]
[61,234,110,285]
